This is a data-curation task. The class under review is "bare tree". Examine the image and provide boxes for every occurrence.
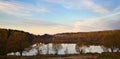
[35,43,43,55]
[52,43,63,55]
[33,38,43,55]
[75,41,84,54]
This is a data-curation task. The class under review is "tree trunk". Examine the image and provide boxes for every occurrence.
[111,48,114,52]
[55,52,57,55]
[37,48,40,55]
[55,50,58,55]
[36,43,40,55]
[20,45,23,56]
[55,51,58,55]
[79,50,82,54]
[20,51,22,56]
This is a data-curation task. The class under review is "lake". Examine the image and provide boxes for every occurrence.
[8,43,104,56]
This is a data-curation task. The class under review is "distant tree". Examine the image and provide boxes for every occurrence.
[101,31,120,52]
[52,43,63,55]
[40,34,53,54]
[8,32,30,56]
[75,41,83,54]
[35,43,43,55]
[0,29,8,55]
[33,37,43,55]
[7,33,18,54]
[17,32,30,56]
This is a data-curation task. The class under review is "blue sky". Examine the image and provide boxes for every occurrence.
[0,0,120,34]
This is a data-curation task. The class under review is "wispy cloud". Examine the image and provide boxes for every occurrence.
[81,0,108,14]
[45,0,108,14]
[0,17,73,34]
[74,12,120,32]
[114,6,120,12]
[0,0,50,16]
[0,0,119,34]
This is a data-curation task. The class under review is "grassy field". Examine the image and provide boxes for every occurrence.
[0,53,120,59]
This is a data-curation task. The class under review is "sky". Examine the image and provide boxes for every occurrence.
[0,0,120,35]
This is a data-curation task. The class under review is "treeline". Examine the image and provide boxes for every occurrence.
[0,28,120,56]
[54,30,120,52]
[0,28,35,56]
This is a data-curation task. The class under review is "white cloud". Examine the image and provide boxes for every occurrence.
[45,0,108,14]
[74,12,120,32]
[0,1,50,16]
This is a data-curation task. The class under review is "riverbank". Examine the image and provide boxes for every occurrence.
[0,52,120,59]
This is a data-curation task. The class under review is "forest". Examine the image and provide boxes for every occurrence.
[0,28,120,56]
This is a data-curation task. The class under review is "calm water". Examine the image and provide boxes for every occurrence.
[8,43,104,56]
